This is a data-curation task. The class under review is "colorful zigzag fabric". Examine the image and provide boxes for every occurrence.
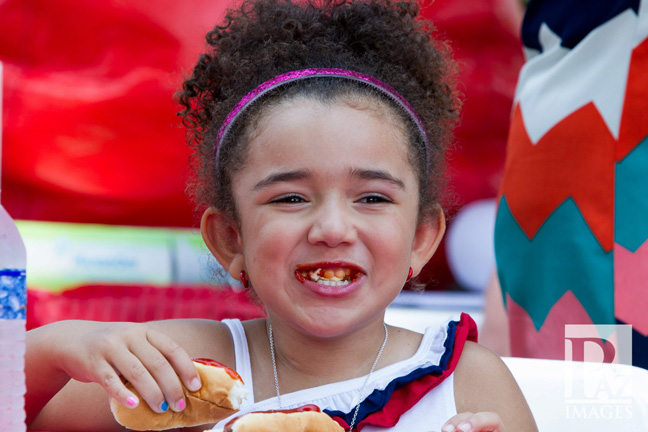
[494,0,648,368]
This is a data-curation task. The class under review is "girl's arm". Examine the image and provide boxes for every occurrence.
[446,341,538,432]
[26,319,231,431]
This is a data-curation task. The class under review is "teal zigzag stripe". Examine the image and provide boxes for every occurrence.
[494,197,614,330]
[615,134,648,252]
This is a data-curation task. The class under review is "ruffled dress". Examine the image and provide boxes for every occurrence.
[212,313,477,431]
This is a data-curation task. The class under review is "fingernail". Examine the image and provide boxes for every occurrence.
[176,399,186,410]
[442,425,456,432]
[126,397,138,408]
[457,423,472,432]
[160,401,169,412]
[190,377,202,391]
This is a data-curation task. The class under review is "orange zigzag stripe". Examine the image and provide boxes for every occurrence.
[618,36,648,161]
[501,102,615,251]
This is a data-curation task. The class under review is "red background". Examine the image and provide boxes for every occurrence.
[0,0,524,289]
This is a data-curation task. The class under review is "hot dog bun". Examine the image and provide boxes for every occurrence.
[219,404,344,432]
[110,358,248,431]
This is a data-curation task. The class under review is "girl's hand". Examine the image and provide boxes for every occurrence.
[440,411,504,432]
[49,320,202,413]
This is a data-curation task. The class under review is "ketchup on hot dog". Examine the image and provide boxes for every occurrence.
[192,358,242,381]
[223,404,322,432]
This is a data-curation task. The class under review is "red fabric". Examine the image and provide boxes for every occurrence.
[617,36,648,161]
[0,0,231,227]
[425,0,525,211]
[26,284,266,330]
[416,0,525,288]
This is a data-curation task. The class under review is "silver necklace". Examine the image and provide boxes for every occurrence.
[268,321,389,431]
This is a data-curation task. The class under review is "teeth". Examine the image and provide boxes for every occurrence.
[319,279,350,287]
[300,267,356,286]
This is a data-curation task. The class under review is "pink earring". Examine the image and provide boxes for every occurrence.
[407,267,413,281]
[240,270,250,288]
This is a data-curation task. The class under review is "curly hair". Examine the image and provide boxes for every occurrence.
[178,0,460,223]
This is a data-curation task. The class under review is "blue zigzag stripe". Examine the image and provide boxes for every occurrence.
[615,135,648,252]
[494,197,614,330]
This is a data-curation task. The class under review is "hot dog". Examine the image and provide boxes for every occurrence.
[110,358,248,431]
[218,404,344,432]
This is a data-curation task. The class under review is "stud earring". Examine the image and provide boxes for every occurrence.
[240,270,250,288]
[407,267,413,281]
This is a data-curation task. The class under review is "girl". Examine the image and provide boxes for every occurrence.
[26,0,538,431]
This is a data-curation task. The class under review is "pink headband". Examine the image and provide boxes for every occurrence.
[214,68,429,167]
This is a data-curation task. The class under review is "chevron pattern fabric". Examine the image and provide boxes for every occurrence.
[494,0,648,368]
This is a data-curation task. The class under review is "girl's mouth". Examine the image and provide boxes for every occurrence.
[294,264,362,287]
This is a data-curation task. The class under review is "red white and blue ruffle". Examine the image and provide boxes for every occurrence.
[216,313,478,431]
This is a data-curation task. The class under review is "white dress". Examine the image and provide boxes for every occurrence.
[213,314,477,431]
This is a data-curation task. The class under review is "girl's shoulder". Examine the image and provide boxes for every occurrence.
[454,340,508,385]
[147,318,238,369]
[453,340,537,429]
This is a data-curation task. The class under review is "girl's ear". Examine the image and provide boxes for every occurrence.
[201,207,245,280]
[409,205,446,277]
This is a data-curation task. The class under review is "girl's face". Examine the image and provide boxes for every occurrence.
[214,96,443,338]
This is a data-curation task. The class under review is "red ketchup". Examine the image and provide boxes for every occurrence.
[192,358,243,382]
[223,404,321,432]
[294,270,307,283]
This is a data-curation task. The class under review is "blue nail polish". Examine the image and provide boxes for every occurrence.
[160,401,169,412]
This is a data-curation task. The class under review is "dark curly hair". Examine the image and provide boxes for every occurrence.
[178,0,460,224]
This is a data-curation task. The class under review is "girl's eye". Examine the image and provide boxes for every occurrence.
[358,194,392,204]
[270,194,306,204]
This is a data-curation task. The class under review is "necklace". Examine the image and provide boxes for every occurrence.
[268,321,389,431]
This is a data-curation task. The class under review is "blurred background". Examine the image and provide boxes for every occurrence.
[0,0,525,332]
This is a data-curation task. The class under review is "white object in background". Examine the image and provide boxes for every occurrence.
[503,357,648,431]
[386,291,485,334]
[0,61,28,432]
[445,199,497,291]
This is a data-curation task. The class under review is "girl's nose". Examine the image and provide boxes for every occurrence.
[307,202,357,247]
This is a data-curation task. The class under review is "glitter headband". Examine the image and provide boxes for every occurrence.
[214,68,429,167]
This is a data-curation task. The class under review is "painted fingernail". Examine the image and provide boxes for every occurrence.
[176,399,186,410]
[442,425,456,432]
[457,423,472,432]
[160,401,169,412]
[190,377,202,391]
[126,397,138,408]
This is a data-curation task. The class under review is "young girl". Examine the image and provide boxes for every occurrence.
[25,0,537,431]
